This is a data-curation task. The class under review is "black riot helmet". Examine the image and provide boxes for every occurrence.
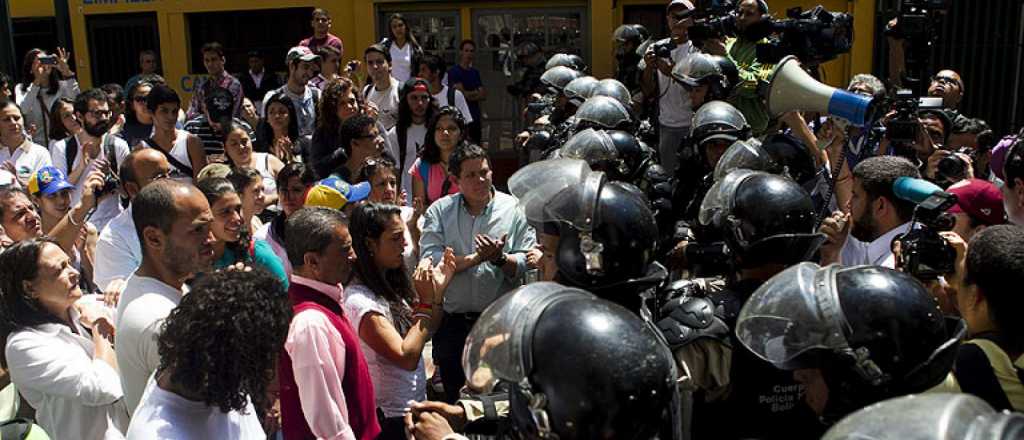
[613,24,651,48]
[462,282,680,440]
[545,53,588,73]
[575,96,634,131]
[564,76,600,106]
[690,100,750,147]
[713,134,818,187]
[590,79,633,109]
[823,393,1024,440]
[508,159,658,304]
[737,263,967,422]
[700,170,825,267]
[671,53,739,102]
[559,128,648,182]
[540,66,584,95]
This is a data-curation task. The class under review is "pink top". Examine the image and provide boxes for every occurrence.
[300,33,345,56]
[284,275,357,440]
[410,157,460,204]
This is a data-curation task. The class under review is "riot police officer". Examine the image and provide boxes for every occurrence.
[574,95,635,132]
[459,282,681,440]
[508,158,664,312]
[613,24,650,92]
[545,52,588,73]
[736,263,967,423]
[658,170,828,439]
[671,52,739,110]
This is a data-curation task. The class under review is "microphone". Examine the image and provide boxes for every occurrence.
[893,177,958,211]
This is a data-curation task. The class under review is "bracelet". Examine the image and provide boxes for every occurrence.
[413,302,433,312]
[67,211,82,227]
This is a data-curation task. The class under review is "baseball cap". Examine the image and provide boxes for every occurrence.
[667,0,695,11]
[946,179,1006,226]
[27,166,74,196]
[990,135,1019,181]
[204,87,234,121]
[286,46,320,64]
[304,176,371,211]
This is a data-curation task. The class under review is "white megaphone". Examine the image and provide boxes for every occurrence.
[765,56,878,127]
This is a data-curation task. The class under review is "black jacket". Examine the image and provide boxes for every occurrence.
[239,70,282,103]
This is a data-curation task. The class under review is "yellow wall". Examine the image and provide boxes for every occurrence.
[10,1,55,18]
[58,0,874,98]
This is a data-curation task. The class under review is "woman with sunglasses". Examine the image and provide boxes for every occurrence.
[410,106,466,208]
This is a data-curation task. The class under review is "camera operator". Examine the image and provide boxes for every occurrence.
[819,155,920,268]
[1000,140,1024,225]
[50,88,130,231]
[703,0,774,136]
[640,0,699,174]
[943,225,1024,412]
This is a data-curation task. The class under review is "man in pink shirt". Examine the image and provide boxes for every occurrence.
[278,206,381,440]
[300,9,345,59]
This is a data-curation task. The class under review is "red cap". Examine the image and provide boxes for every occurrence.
[947,179,1006,226]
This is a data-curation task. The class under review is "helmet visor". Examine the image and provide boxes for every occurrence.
[462,282,593,393]
[561,128,619,165]
[508,158,594,226]
[735,262,851,370]
[713,139,773,181]
[698,168,757,226]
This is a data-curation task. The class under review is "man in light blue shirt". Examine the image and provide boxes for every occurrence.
[419,143,537,403]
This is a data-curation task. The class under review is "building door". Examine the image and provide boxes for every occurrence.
[472,8,587,153]
[86,13,159,87]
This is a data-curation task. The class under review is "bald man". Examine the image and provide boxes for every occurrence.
[93,148,172,291]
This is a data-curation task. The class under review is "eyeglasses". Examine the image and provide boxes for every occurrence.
[931,76,960,87]
[88,109,113,118]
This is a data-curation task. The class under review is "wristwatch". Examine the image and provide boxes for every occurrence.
[489,252,508,267]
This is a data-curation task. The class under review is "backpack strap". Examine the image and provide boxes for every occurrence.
[447,86,456,110]
[143,137,194,178]
[398,126,408,177]
[419,160,431,201]
[64,135,79,173]
[363,84,374,100]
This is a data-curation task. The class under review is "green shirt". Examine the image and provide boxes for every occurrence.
[726,37,775,136]
[214,239,289,289]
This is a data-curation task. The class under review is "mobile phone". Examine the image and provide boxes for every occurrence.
[38,55,58,66]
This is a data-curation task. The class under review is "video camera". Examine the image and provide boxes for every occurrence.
[688,0,737,45]
[755,6,854,66]
[884,0,952,94]
[883,90,945,152]
[891,177,958,280]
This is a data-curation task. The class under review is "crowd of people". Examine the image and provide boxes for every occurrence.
[0,1,1021,439]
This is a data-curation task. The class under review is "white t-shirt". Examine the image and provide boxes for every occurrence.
[0,138,52,183]
[366,77,401,130]
[432,86,475,124]
[655,40,696,128]
[94,205,142,290]
[126,375,264,440]
[341,284,426,418]
[115,274,183,414]
[385,124,425,206]
[50,133,131,231]
[390,43,414,83]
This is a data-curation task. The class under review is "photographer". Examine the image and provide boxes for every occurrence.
[640,0,699,174]
[819,156,920,268]
[704,0,774,136]
[49,88,130,231]
[944,225,1024,411]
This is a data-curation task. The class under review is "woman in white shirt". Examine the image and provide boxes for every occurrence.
[14,48,80,147]
[126,269,290,440]
[1,238,128,440]
[342,203,454,440]
[383,14,423,83]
